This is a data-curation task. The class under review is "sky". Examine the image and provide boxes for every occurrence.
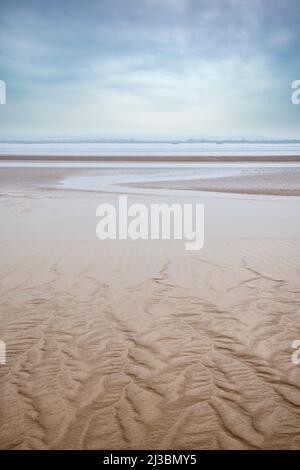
[0,0,299,139]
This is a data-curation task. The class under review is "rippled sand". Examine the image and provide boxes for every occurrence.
[0,163,300,449]
[1,239,300,449]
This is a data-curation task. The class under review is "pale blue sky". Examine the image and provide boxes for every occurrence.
[0,0,299,138]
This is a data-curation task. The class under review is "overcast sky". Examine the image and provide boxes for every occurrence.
[0,0,299,138]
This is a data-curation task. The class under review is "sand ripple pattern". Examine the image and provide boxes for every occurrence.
[0,239,300,449]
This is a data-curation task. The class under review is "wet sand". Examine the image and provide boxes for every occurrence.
[124,168,300,196]
[0,162,300,449]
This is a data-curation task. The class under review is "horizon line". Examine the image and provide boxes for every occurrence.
[1,137,300,144]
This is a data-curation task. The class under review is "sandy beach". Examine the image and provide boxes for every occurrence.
[0,159,300,449]
[1,0,300,456]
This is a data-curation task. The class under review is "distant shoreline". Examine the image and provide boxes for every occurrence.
[1,155,300,162]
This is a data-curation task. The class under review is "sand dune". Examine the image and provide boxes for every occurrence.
[1,239,300,449]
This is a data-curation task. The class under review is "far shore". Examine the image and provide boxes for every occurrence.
[1,155,300,162]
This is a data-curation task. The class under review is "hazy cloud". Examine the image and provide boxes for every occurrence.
[0,0,299,137]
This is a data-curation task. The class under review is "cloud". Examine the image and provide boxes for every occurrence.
[0,0,299,137]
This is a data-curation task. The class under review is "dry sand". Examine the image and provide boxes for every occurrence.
[0,162,300,450]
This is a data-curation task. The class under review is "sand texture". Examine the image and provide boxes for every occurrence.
[0,162,300,449]
[0,239,300,449]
